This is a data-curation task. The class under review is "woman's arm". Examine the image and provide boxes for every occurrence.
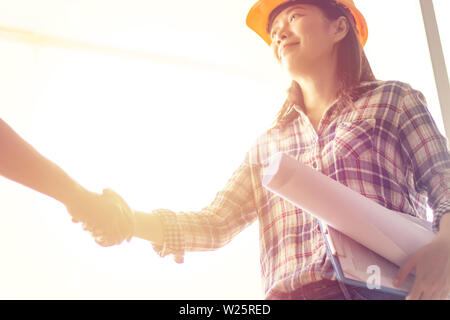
[393,87,450,299]
[133,211,164,244]
[129,154,258,263]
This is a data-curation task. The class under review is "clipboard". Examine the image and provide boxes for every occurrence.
[262,152,450,299]
[318,220,410,298]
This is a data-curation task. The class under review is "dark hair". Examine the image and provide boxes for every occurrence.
[269,0,376,130]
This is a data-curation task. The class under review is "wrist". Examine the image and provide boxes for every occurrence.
[134,211,164,244]
[61,183,92,209]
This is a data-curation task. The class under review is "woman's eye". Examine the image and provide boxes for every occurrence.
[289,14,301,22]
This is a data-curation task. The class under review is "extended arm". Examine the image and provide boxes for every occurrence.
[0,118,86,208]
[0,119,134,244]
[127,153,258,263]
[133,211,164,244]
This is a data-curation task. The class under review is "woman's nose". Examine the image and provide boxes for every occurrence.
[275,21,290,44]
[276,31,288,45]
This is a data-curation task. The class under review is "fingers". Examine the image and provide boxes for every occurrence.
[437,288,450,300]
[69,187,134,246]
[92,227,122,246]
[407,283,441,300]
[403,263,448,299]
[102,188,135,242]
[89,213,127,246]
[94,236,117,247]
[423,288,440,300]
[406,282,424,300]
[395,251,428,300]
[394,254,418,288]
[415,279,450,300]
[86,225,123,245]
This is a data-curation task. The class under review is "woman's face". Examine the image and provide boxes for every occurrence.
[269,4,339,77]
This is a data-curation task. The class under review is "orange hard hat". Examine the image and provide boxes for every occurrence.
[246,0,368,47]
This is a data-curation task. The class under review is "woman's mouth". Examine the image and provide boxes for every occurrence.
[280,42,299,57]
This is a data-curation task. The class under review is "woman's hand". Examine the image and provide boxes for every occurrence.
[394,234,450,300]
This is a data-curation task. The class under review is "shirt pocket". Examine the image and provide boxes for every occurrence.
[333,119,376,161]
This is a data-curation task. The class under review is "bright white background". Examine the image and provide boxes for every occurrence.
[0,0,448,299]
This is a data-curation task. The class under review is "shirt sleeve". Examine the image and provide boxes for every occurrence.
[397,87,450,233]
[150,151,258,263]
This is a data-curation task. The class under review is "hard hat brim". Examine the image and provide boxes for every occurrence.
[246,0,368,47]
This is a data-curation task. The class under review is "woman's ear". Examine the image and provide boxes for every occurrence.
[331,16,349,43]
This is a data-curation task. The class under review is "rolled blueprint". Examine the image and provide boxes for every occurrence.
[262,152,435,267]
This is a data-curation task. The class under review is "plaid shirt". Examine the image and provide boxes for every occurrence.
[151,80,450,299]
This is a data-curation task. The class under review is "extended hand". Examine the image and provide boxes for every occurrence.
[90,188,135,246]
[394,234,450,300]
[66,188,135,246]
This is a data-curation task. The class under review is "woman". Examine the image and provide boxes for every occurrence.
[94,0,450,299]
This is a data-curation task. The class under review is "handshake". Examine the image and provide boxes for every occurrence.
[65,188,136,247]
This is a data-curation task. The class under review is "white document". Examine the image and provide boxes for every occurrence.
[261,152,435,269]
[323,223,415,294]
